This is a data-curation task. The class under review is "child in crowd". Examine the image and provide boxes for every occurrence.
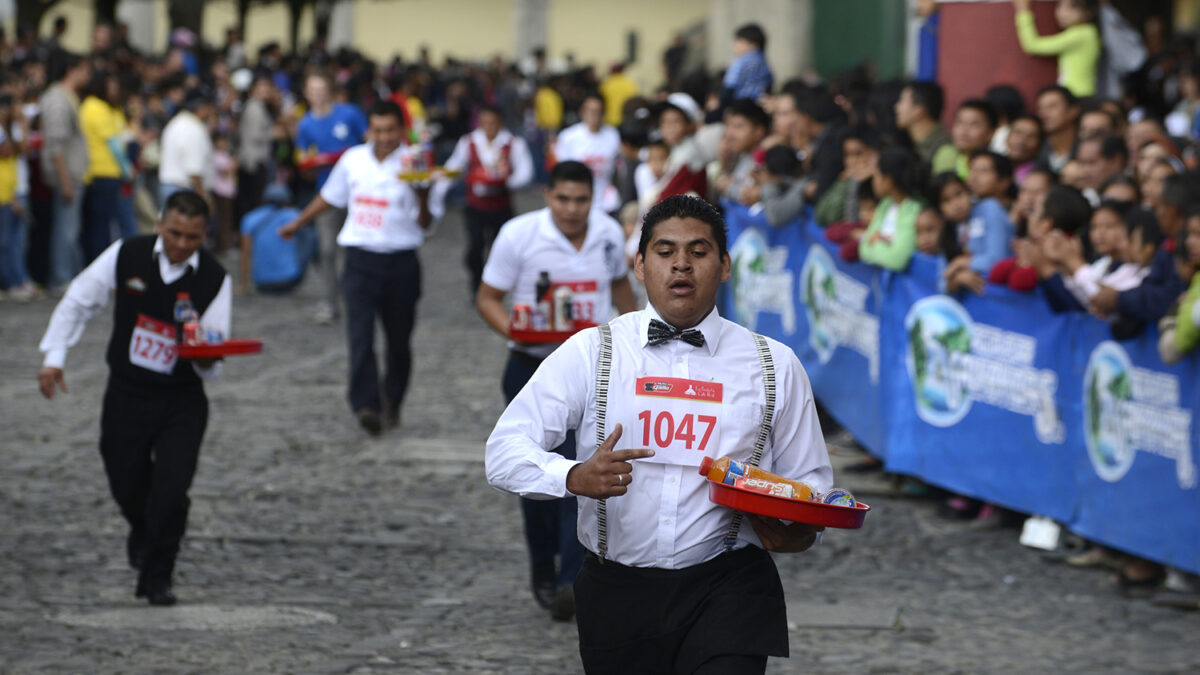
[1009,167,1057,239]
[1140,157,1178,211]
[1044,200,1147,309]
[757,145,807,227]
[238,183,313,295]
[949,99,998,179]
[1100,175,1139,205]
[858,148,925,271]
[915,206,946,256]
[1158,209,1200,363]
[0,92,34,301]
[815,125,880,227]
[641,93,707,206]
[1013,0,1101,98]
[211,132,238,253]
[931,171,972,260]
[946,151,1015,294]
[826,180,878,252]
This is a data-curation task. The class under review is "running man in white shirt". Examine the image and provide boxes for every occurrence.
[37,191,231,607]
[554,92,622,215]
[486,195,831,673]
[444,105,534,295]
[476,160,636,622]
[280,101,449,435]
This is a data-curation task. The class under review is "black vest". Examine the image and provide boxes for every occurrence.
[106,235,227,388]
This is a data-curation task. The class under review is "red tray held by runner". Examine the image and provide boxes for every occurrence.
[706,478,870,529]
[178,339,263,359]
[509,321,598,344]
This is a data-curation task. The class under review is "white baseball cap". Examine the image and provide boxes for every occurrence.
[661,92,703,123]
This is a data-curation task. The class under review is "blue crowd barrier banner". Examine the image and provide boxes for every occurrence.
[720,202,1200,574]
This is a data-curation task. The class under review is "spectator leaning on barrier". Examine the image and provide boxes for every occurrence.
[713,98,769,205]
[857,147,924,271]
[1043,198,1144,309]
[1158,210,1200,363]
[757,144,807,228]
[944,151,1016,295]
[815,125,880,228]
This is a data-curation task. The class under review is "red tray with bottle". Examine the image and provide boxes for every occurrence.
[178,339,264,359]
[509,321,598,344]
[706,479,870,529]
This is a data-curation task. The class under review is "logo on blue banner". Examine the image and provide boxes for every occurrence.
[1083,341,1196,488]
[729,228,796,334]
[798,245,879,380]
[904,296,1064,442]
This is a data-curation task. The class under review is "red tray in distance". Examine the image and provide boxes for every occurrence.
[707,479,869,529]
[178,339,263,359]
[510,321,597,344]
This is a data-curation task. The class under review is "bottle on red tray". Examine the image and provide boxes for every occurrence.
[698,456,817,501]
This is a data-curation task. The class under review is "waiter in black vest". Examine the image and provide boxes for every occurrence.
[38,190,231,606]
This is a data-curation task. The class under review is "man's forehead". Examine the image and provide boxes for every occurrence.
[651,217,716,244]
[548,182,591,198]
[162,212,207,233]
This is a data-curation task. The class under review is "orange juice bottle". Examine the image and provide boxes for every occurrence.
[698,456,816,501]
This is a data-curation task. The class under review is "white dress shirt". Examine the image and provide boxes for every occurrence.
[321,143,451,253]
[39,237,232,379]
[554,122,621,213]
[158,111,213,189]
[485,305,833,569]
[443,128,534,191]
[481,207,627,358]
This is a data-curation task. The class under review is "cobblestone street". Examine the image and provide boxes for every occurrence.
[1,195,1198,673]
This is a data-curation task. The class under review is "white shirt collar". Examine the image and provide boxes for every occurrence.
[152,236,200,273]
[639,303,723,356]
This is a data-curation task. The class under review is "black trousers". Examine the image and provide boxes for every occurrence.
[574,546,788,675]
[99,377,208,588]
[463,205,512,294]
[343,247,421,413]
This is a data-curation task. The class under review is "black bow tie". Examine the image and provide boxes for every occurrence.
[647,318,706,348]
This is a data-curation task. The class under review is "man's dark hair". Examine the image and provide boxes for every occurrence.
[48,50,84,83]
[1126,207,1164,248]
[618,122,649,147]
[1037,84,1077,108]
[970,150,1014,182]
[1042,185,1092,233]
[547,160,594,192]
[801,91,844,126]
[580,90,605,108]
[478,103,504,118]
[1079,101,1118,131]
[905,81,944,121]
[1010,113,1045,138]
[638,195,728,257]
[957,98,999,130]
[1161,173,1189,209]
[856,177,877,203]
[368,100,405,125]
[877,147,926,197]
[764,145,799,177]
[163,189,211,221]
[734,23,766,51]
[843,124,881,149]
[725,98,770,129]
[984,84,1025,125]
[1099,134,1129,163]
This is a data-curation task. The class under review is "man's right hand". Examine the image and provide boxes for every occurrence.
[38,367,67,399]
[565,424,655,499]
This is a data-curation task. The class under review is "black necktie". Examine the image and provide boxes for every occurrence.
[647,318,706,348]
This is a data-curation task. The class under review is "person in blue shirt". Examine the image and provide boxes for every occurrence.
[294,72,368,323]
[237,183,314,294]
[721,23,773,106]
[944,151,1016,294]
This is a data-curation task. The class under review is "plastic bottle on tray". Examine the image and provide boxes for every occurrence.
[698,456,816,501]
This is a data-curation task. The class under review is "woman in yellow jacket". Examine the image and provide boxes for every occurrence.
[80,70,136,263]
[1013,0,1101,98]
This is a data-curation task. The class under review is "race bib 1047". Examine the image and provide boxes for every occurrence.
[633,376,723,466]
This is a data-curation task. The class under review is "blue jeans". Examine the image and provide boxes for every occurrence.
[0,202,29,288]
[49,183,84,289]
[503,350,585,589]
[84,178,122,263]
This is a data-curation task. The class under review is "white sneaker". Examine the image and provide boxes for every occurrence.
[312,303,338,325]
[8,284,35,303]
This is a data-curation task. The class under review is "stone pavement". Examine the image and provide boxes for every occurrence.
[1,193,1198,674]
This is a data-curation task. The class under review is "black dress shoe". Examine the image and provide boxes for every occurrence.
[356,408,382,436]
[531,563,556,609]
[136,583,177,606]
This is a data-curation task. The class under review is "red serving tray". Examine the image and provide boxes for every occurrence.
[178,339,263,359]
[707,479,870,529]
[510,321,597,344]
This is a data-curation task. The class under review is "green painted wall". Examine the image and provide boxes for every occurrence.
[812,0,908,80]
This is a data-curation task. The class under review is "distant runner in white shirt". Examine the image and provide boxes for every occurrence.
[554,92,622,215]
[486,195,831,673]
[476,160,636,622]
[280,101,450,435]
[444,105,534,295]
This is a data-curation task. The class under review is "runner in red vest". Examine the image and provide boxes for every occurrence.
[444,105,534,294]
